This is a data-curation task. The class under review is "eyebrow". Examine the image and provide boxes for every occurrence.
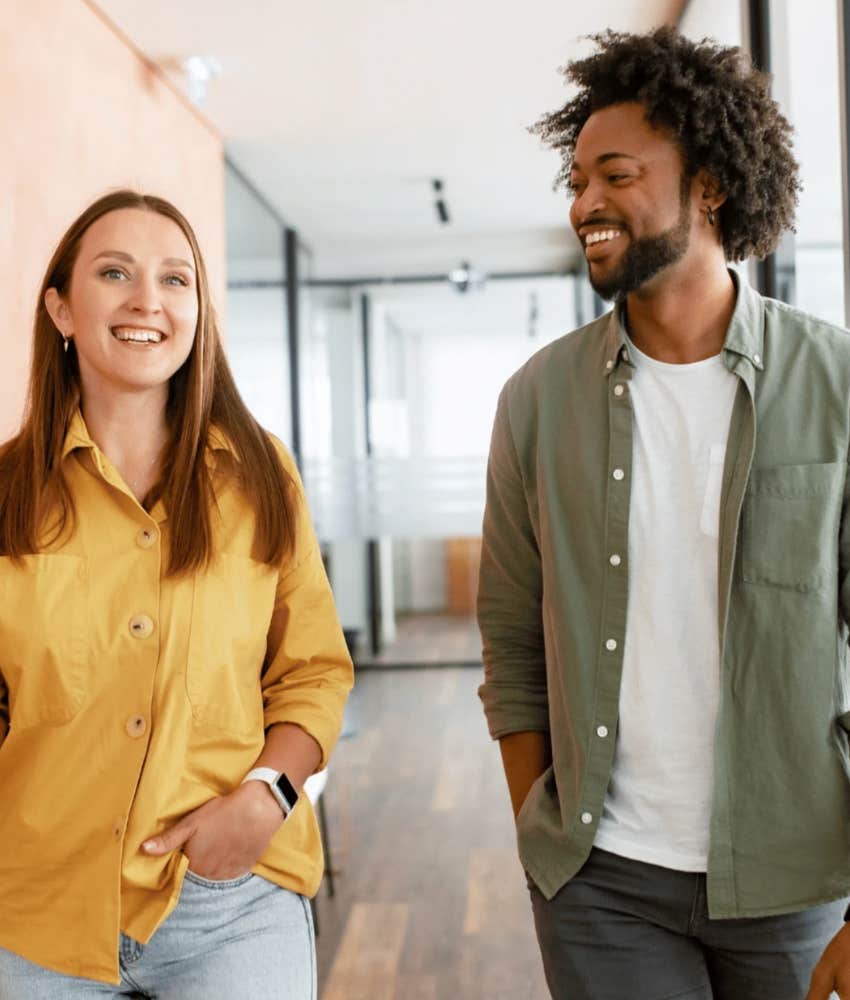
[92,250,195,271]
[570,152,642,172]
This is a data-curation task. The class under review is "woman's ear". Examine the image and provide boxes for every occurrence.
[44,288,72,338]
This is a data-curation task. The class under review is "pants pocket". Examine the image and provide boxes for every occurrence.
[183,869,254,889]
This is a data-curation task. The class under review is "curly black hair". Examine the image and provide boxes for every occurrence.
[532,27,800,261]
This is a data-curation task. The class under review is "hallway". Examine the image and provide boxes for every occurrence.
[313,667,549,999]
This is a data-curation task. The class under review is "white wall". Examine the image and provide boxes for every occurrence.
[380,275,576,612]
[226,288,292,447]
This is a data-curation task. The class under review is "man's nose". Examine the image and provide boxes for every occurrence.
[573,180,608,223]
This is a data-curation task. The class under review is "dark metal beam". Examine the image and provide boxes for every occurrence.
[747,0,780,299]
[360,293,381,657]
[284,227,302,467]
[227,267,573,291]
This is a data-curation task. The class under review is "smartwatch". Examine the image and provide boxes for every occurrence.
[241,767,299,819]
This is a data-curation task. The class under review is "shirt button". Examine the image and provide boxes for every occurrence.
[612,468,625,481]
[609,554,621,567]
[753,353,762,366]
[597,725,609,738]
[605,359,614,371]
[613,384,625,397]
[605,638,618,651]
[581,812,593,825]
[136,527,158,549]
[129,615,154,639]
[125,715,147,739]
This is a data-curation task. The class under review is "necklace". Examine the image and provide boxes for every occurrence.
[126,446,164,495]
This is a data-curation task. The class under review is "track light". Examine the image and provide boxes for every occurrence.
[432,178,450,225]
[448,261,486,293]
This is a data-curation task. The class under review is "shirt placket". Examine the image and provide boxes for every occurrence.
[575,345,635,836]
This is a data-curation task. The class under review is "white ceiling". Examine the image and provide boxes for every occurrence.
[95,0,682,278]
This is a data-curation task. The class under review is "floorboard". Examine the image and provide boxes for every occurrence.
[314,667,549,999]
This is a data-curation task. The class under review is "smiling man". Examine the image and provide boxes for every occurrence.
[477,27,850,1000]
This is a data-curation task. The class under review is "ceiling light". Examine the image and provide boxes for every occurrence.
[448,261,486,293]
[181,55,223,106]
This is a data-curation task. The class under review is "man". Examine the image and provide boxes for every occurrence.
[477,27,850,1000]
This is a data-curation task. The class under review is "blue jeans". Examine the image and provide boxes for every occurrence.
[529,848,844,1000]
[0,871,316,999]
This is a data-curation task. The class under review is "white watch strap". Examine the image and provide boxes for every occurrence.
[242,767,279,787]
[241,767,292,816]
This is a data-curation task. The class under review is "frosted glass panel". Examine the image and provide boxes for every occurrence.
[303,455,487,540]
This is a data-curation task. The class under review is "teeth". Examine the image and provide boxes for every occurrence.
[586,229,621,246]
[112,328,163,343]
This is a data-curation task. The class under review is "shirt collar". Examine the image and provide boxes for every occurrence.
[601,268,766,377]
[60,409,240,464]
[60,409,97,460]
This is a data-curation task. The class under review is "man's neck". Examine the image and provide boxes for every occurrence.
[624,260,736,364]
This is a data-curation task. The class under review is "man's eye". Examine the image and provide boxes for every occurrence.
[608,174,631,183]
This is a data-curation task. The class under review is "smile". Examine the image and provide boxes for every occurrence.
[111,327,165,344]
[584,229,623,247]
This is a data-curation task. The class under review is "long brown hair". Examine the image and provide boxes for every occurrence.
[0,190,296,573]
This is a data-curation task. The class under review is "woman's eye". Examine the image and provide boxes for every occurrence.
[101,267,127,280]
[162,274,189,287]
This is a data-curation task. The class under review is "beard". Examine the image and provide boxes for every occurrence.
[588,194,691,302]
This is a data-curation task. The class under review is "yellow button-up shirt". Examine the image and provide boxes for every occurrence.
[0,411,354,984]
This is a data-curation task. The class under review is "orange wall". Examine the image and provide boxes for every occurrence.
[0,0,225,442]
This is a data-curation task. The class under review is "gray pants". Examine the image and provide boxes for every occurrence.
[529,848,845,1000]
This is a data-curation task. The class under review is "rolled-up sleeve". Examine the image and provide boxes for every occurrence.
[261,447,354,770]
[477,386,548,740]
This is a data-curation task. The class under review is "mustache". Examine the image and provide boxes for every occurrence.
[578,217,628,233]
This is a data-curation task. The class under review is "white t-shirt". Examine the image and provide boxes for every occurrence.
[593,334,738,871]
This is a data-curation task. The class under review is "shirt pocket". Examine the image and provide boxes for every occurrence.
[0,553,89,727]
[742,461,842,592]
[186,553,277,735]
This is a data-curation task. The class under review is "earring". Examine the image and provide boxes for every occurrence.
[62,336,69,354]
[707,206,716,227]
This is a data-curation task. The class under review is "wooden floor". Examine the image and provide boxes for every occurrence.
[354,613,483,668]
[314,667,549,999]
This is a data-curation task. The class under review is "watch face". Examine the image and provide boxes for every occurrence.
[275,772,298,810]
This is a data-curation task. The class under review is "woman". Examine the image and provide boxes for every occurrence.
[0,190,353,998]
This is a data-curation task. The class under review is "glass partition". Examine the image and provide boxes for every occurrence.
[300,274,575,666]
[224,164,292,448]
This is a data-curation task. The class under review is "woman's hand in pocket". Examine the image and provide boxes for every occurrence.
[142,783,284,880]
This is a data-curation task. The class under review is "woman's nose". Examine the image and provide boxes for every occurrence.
[125,276,162,313]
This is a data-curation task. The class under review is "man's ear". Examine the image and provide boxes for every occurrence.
[696,169,727,213]
[44,288,72,338]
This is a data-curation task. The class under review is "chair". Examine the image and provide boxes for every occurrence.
[303,768,336,935]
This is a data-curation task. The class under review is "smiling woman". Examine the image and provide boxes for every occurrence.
[0,191,353,999]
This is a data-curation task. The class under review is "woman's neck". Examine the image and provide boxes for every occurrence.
[80,386,170,501]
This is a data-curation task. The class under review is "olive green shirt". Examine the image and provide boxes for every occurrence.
[478,272,850,917]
